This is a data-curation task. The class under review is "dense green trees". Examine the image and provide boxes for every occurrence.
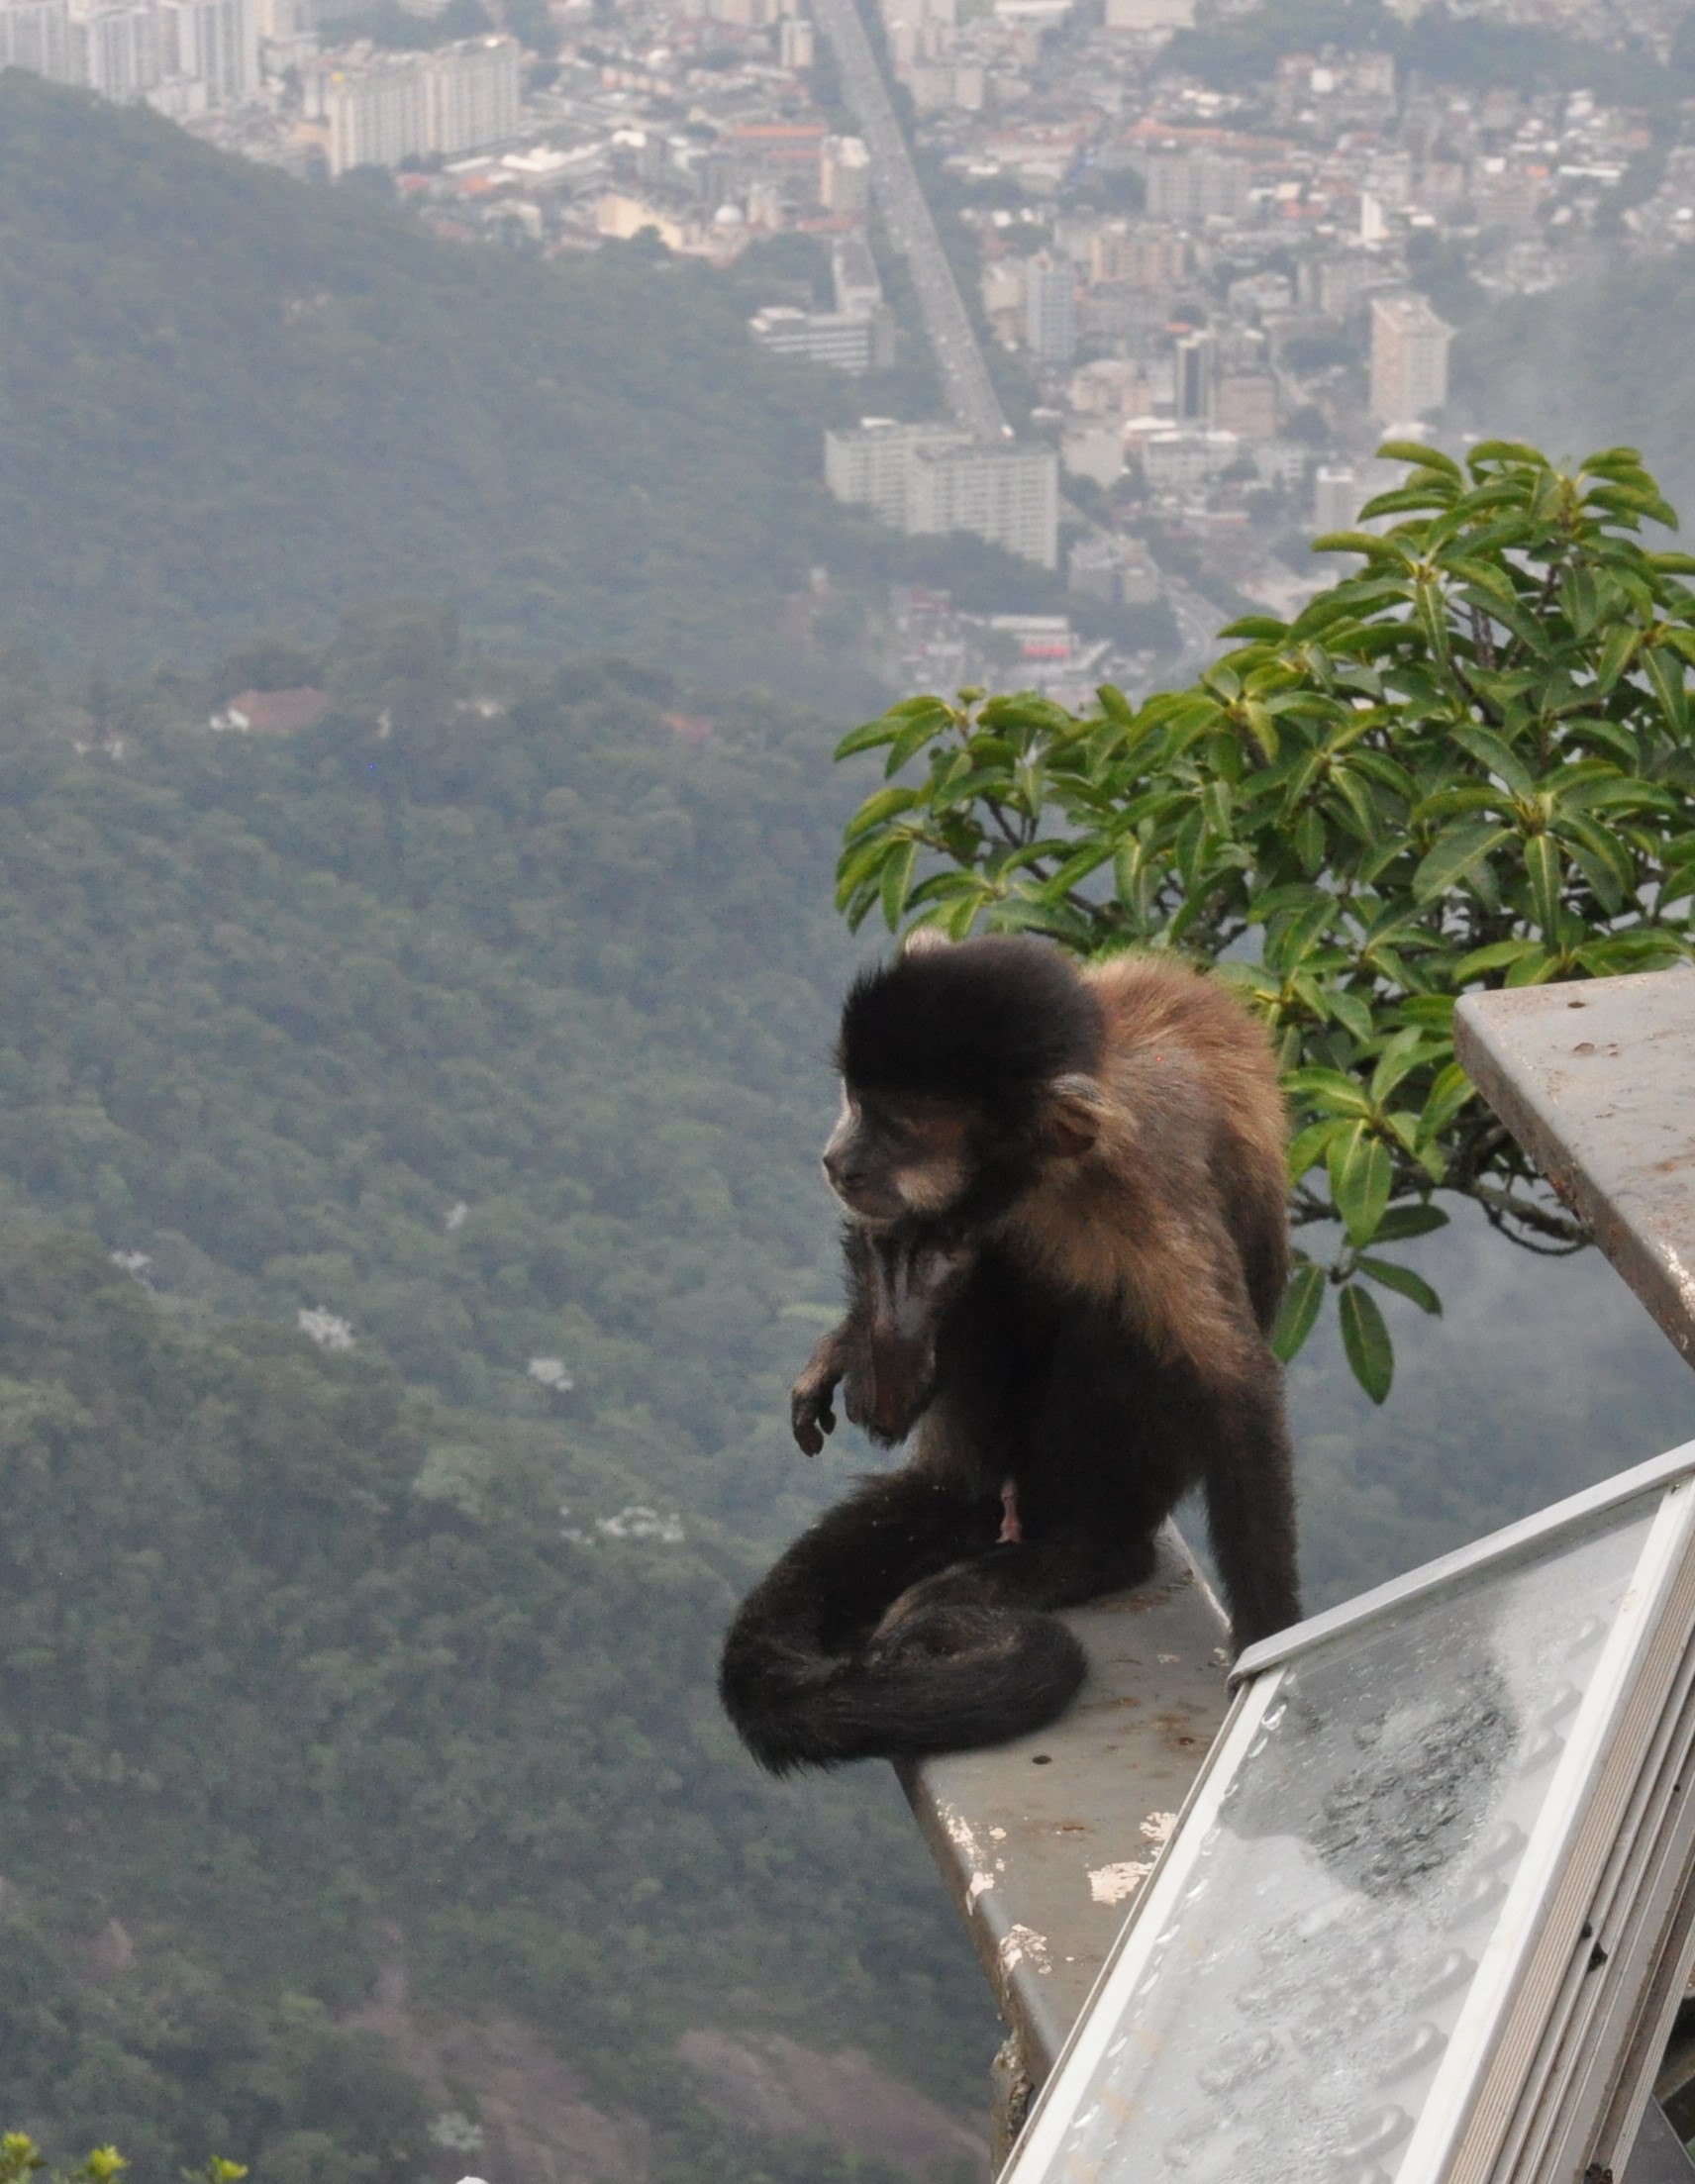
[0,1230,977,2182]
[0,642,1000,2176]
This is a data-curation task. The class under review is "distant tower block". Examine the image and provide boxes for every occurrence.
[821,134,871,212]
[1172,329,1212,423]
[1105,0,1194,27]
[1368,291,1453,425]
[1313,464,1360,534]
[1024,252,1076,366]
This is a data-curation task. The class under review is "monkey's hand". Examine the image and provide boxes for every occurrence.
[790,1333,849,1456]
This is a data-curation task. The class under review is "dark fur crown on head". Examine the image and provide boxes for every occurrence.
[839,936,1103,1115]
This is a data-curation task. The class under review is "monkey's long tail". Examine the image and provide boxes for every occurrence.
[719,1604,1089,1776]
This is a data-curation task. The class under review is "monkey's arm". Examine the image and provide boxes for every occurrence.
[791,1322,857,1456]
[792,1224,976,1455]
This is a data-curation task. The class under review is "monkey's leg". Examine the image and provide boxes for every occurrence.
[873,1528,1159,1638]
[1199,1359,1302,1654]
[720,1471,1007,1771]
[727,1470,1004,1662]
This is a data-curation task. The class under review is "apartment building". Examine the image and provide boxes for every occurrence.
[320,34,520,174]
[906,441,1059,568]
[1368,291,1453,424]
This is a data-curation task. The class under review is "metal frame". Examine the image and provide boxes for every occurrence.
[1233,1437,1695,1683]
[999,1443,1695,2184]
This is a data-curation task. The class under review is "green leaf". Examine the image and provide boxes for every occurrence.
[1287,1117,1350,1183]
[1282,1066,1372,1116]
[1338,1282,1395,1403]
[887,711,952,772]
[835,715,903,759]
[879,838,919,931]
[1369,1028,1434,1104]
[1331,1123,1393,1248]
[1312,529,1400,558]
[843,784,922,844]
[1373,1202,1451,1242]
[1524,831,1563,939]
[1504,947,1558,987]
[1418,1063,1475,1139]
[1326,988,1375,1042]
[1377,439,1462,480]
[1357,1255,1444,1315]
[1270,1262,1326,1363]
[1447,724,1535,800]
[1412,823,1514,904]
[1452,937,1545,981]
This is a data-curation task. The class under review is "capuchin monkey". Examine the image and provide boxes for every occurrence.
[719,934,1301,1775]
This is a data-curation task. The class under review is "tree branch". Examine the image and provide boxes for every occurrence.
[1467,1174,1590,1248]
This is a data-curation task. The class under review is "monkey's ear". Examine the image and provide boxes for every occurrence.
[1042,1073,1107,1157]
[899,925,952,956]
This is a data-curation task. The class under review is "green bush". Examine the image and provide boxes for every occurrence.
[832,440,1695,1399]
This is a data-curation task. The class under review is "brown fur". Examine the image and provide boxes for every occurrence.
[1001,953,1289,1373]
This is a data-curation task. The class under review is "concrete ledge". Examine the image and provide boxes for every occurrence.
[894,1525,1231,2100]
[1453,964,1695,1368]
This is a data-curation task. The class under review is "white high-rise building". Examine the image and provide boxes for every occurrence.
[825,420,1056,566]
[750,306,876,373]
[1143,149,1247,224]
[1369,292,1453,424]
[320,35,517,174]
[69,0,162,99]
[323,52,427,171]
[907,443,1059,569]
[820,133,870,213]
[1024,252,1075,366]
[157,0,257,103]
[825,418,972,524]
[1105,0,1193,25]
[425,33,519,156]
[0,0,75,81]
[1313,464,1361,533]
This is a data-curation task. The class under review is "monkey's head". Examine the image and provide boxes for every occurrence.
[823,935,1107,1225]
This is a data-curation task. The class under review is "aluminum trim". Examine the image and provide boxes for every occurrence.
[997,1671,1279,2183]
[1395,1486,1694,2184]
[1510,1502,1695,2180]
[1233,1437,1695,1684]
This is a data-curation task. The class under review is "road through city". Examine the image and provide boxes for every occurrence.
[809,0,1012,444]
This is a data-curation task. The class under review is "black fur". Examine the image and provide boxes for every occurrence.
[838,935,1102,1121]
[718,1470,1091,1774]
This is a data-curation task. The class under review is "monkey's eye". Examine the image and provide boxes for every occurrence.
[873,1111,924,1155]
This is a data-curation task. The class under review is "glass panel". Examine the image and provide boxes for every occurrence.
[1024,1500,1660,2184]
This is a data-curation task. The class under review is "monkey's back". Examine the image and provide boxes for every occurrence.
[995,951,1288,1352]
[1089,952,1289,1333]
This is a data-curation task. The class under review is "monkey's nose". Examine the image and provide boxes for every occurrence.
[823,1148,863,1193]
